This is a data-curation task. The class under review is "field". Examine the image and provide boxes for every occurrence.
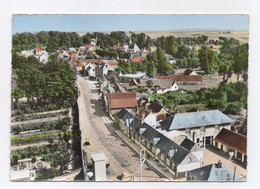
[143,30,249,43]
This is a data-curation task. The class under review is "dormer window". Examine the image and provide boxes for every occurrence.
[185,129,190,135]
[200,127,205,133]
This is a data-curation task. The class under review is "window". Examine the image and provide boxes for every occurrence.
[188,158,191,163]
[185,129,190,135]
[200,127,205,133]
[214,125,220,131]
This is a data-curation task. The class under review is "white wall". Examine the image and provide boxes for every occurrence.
[94,160,106,181]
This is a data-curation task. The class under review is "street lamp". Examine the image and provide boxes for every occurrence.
[138,149,146,181]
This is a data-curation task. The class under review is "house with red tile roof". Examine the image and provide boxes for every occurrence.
[34,46,42,56]
[86,59,104,64]
[214,128,247,163]
[105,92,137,114]
[110,45,122,51]
[156,75,202,84]
[130,57,144,64]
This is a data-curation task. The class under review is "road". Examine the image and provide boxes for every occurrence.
[77,76,165,181]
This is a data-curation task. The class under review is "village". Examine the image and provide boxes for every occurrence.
[10,30,248,182]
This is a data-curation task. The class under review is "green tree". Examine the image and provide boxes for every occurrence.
[146,60,155,78]
[197,46,217,74]
[116,60,132,74]
[155,48,173,73]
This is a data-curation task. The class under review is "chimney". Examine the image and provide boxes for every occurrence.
[216,160,222,168]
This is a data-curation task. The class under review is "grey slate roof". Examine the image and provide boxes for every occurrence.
[114,108,129,120]
[114,108,134,127]
[140,124,163,144]
[187,163,243,181]
[180,138,195,151]
[129,116,143,132]
[154,135,189,165]
[160,110,232,131]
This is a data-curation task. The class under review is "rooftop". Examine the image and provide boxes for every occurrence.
[160,110,232,131]
[214,128,247,154]
[105,92,137,109]
[187,162,243,181]
[156,75,202,82]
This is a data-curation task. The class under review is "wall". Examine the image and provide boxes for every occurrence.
[94,160,106,181]
[187,124,231,144]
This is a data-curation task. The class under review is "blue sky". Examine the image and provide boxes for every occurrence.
[13,14,249,34]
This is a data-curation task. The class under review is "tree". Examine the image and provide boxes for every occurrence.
[155,48,173,73]
[174,44,192,59]
[197,46,217,74]
[233,51,248,81]
[116,60,132,74]
[146,61,155,78]
[218,61,233,83]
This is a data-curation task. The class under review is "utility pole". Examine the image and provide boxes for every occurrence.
[138,149,146,181]
[233,166,237,181]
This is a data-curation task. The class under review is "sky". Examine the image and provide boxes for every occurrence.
[12,14,249,34]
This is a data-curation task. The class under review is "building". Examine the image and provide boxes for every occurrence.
[156,75,202,84]
[214,128,247,163]
[10,169,36,181]
[183,69,198,76]
[156,82,178,94]
[130,57,144,64]
[84,62,97,78]
[160,110,232,148]
[104,92,137,115]
[91,151,107,181]
[38,51,49,64]
[186,161,243,181]
[114,109,203,178]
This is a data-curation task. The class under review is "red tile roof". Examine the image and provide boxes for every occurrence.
[69,58,77,65]
[214,128,247,154]
[156,75,202,82]
[86,59,104,64]
[183,69,194,75]
[85,44,94,48]
[110,45,122,50]
[105,92,137,109]
[135,108,149,120]
[130,57,144,64]
[156,114,166,121]
[107,61,118,66]
[35,47,42,52]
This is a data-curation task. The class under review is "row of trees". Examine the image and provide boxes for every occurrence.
[12,31,83,53]
[197,41,248,81]
[12,31,153,53]
[150,82,247,114]
[11,54,77,114]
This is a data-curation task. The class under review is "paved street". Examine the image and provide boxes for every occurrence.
[77,76,165,181]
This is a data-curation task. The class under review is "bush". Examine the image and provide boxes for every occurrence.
[35,170,59,180]
[11,118,70,134]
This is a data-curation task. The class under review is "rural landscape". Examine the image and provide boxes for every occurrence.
[10,15,248,182]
